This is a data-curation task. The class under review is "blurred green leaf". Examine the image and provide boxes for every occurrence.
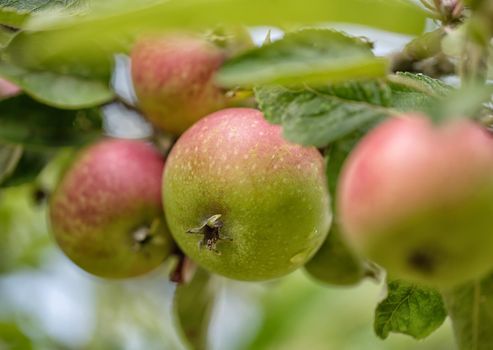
[432,83,493,122]
[255,73,453,147]
[5,0,426,76]
[443,273,493,350]
[216,29,389,87]
[374,280,447,340]
[1,147,53,187]
[0,94,102,147]
[0,0,85,12]
[0,6,29,27]
[402,28,445,61]
[0,61,114,109]
[0,321,33,350]
[173,267,217,350]
[0,143,22,185]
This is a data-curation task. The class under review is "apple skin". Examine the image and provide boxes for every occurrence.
[49,139,173,278]
[163,108,332,281]
[131,34,228,135]
[338,115,493,288]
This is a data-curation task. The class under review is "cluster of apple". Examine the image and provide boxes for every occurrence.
[49,32,493,290]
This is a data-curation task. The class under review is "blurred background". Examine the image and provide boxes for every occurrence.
[0,25,457,350]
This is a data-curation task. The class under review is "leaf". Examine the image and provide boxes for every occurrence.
[402,28,445,61]
[443,273,493,350]
[374,280,447,340]
[0,146,53,187]
[0,143,22,184]
[432,83,493,122]
[173,268,217,350]
[5,0,427,75]
[0,94,102,147]
[216,29,389,87]
[388,72,453,99]
[255,73,453,147]
[255,81,391,147]
[0,61,114,109]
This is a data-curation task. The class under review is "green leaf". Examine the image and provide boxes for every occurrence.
[388,72,453,99]
[374,280,447,340]
[216,29,389,87]
[255,73,453,147]
[255,81,390,147]
[433,83,493,122]
[402,28,445,61]
[5,0,426,74]
[1,146,53,187]
[0,61,114,109]
[0,143,22,184]
[443,273,493,350]
[173,267,217,350]
[0,94,102,147]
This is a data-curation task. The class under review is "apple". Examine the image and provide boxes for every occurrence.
[338,115,493,288]
[162,108,332,281]
[131,34,228,135]
[49,138,173,278]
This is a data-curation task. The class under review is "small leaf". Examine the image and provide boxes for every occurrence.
[443,273,493,350]
[173,267,218,350]
[374,280,447,340]
[0,61,114,109]
[402,28,445,61]
[0,94,102,147]
[0,143,22,184]
[216,29,389,87]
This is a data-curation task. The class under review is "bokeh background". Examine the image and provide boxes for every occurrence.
[0,25,457,350]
